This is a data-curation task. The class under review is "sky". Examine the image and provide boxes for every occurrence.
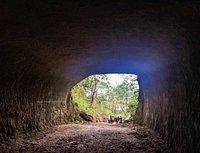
[107,74,124,87]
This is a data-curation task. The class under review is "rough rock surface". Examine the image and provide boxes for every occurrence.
[0,1,200,152]
[79,112,93,122]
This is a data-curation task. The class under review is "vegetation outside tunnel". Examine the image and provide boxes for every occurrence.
[71,74,139,120]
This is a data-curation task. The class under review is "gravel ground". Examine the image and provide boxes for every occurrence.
[0,123,174,153]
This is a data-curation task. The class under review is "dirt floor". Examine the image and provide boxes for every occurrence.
[0,123,174,153]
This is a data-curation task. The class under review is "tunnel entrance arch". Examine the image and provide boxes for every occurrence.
[0,1,199,152]
[71,73,139,122]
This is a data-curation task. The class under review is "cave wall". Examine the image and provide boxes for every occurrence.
[0,1,200,152]
[136,60,200,152]
[0,43,79,140]
[134,4,200,152]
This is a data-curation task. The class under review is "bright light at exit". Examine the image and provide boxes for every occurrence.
[107,74,138,88]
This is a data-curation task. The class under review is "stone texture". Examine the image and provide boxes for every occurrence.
[0,1,200,152]
[79,112,93,122]
[135,62,200,153]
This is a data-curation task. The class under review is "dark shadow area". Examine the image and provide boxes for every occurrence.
[0,1,200,152]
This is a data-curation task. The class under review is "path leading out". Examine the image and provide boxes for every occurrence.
[0,123,174,153]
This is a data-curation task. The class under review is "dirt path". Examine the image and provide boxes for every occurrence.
[0,123,174,153]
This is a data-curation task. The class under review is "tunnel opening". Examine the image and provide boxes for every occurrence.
[71,73,139,123]
[0,1,200,152]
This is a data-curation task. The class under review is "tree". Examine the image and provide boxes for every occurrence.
[71,74,139,119]
[81,74,108,106]
[128,89,139,118]
[108,74,138,118]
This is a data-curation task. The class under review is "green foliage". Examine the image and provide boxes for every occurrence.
[71,84,90,111]
[127,90,139,118]
[71,74,139,119]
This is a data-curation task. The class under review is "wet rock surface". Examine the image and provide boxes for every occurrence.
[0,123,174,153]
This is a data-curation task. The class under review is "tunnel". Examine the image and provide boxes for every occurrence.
[0,1,200,152]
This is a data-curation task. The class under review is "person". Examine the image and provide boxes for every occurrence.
[119,116,122,123]
[115,116,119,123]
[110,115,113,124]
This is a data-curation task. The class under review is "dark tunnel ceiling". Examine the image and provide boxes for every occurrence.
[0,1,198,80]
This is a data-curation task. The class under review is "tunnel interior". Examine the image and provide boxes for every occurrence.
[0,1,200,152]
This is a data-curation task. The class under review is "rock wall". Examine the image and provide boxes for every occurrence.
[136,61,200,153]
[0,43,79,141]
[135,6,200,152]
[0,2,200,151]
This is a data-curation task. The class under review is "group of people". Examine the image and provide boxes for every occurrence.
[108,116,123,124]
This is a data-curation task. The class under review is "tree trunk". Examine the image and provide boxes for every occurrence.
[90,78,99,106]
[91,91,97,106]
